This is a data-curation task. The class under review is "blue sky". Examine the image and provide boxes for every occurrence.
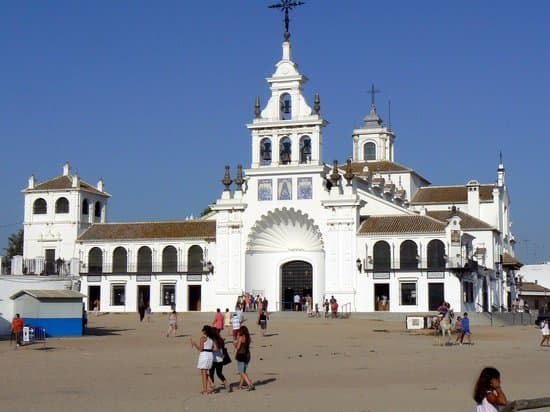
[1,1,548,263]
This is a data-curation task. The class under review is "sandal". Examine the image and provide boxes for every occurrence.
[247,385,255,391]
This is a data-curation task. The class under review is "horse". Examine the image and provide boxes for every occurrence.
[434,309,454,346]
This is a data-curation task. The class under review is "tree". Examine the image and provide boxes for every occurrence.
[2,229,23,274]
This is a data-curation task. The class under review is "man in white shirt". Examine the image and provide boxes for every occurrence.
[294,293,301,311]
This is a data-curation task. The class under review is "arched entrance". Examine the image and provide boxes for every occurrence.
[281,260,312,311]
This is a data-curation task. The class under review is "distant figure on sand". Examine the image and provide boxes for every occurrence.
[11,313,24,347]
[473,367,507,412]
[166,310,177,337]
[540,319,550,346]
[460,312,472,345]
[331,298,339,318]
[212,308,224,333]
[145,304,152,322]
[224,308,232,335]
[258,309,268,336]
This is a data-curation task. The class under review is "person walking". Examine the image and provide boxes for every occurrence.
[235,325,254,391]
[454,316,463,344]
[460,312,472,345]
[231,312,243,341]
[145,304,152,322]
[212,308,224,334]
[209,328,228,391]
[258,309,268,336]
[224,308,232,336]
[473,367,507,412]
[540,319,550,346]
[191,325,217,395]
[166,310,177,337]
[11,313,24,347]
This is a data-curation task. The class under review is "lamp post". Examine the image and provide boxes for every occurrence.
[356,258,362,273]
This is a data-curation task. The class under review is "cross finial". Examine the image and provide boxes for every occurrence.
[269,0,305,41]
[367,83,380,107]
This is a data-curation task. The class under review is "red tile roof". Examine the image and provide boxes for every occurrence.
[78,221,216,241]
[425,210,494,230]
[25,175,108,197]
[411,185,494,204]
[358,215,446,234]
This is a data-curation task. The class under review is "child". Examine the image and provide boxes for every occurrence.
[454,316,463,344]
[314,303,320,318]
[540,319,550,346]
[258,309,268,336]
[473,367,507,411]
[460,312,472,345]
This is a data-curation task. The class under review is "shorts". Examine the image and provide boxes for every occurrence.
[233,329,239,339]
[237,361,248,373]
[260,320,267,330]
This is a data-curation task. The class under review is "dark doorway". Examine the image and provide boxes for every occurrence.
[428,283,445,311]
[188,285,201,311]
[45,249,55,274]
[88,286,101,311]
[374,283,390,311]
[280,261,312,311]
[137,285,150,309]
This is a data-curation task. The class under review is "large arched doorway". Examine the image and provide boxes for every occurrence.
[281,260,313,311]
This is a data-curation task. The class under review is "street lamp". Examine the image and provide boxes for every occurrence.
[356,258,362,273]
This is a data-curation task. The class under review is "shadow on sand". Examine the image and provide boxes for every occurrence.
[84,327,135,336]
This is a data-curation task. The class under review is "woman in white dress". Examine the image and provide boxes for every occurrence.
[191,325,217,395]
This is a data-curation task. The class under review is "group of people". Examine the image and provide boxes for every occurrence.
[191,324,254,395]
[235,293,267,313]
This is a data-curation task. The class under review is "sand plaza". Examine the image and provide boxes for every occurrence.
[1,311,549,412]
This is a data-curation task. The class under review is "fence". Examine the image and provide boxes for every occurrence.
[22,326,47,347]
[339,302,352,319]
[501,397,550,412]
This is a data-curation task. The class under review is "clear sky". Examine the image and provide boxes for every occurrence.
[1,1,548,264]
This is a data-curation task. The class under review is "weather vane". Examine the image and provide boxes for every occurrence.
[268,0,305,41]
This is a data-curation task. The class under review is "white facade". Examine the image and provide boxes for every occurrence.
[16,36,521,315]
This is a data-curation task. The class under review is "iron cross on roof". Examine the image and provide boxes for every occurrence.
[269,0,305,41]
[367,84,380,107]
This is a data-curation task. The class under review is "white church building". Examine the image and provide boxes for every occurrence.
[17,33,522,315]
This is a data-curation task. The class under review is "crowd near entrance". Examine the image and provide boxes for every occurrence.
[281,260,312,311]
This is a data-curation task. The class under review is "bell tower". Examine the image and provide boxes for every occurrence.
[352,84,395,162]
[247,40,327,169]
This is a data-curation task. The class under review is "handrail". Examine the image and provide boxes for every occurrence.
[501,397,550,412]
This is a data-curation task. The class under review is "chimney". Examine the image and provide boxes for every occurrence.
[466,180,480,218]
[97,178,104,192]
[63,162,71,176]
[72,173,80,188]
[28,174,35,189]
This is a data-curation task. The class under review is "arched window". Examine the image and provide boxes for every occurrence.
[187,245,204,274]
[260,138,272,166]
[299,135,312,164]
[373,241,391,271]
[364,142,376,161]
[55,197,69,214]
[112,247,128,273]
[33,198,47,214]
[279,136,291,165]
[427,239,446,270]
[82,199,89,215]
[94,201,101,218]
[162,246,178,273]
[400,240,418,270]
[280,93,291,120]
[137,246,152,273]
[88,247,103,274]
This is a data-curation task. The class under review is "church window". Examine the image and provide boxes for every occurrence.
[277,178,292,200]
[55,197,69,214]
[260,138,272,165]
[162,246,178,272]
[427,239,446,271]
[187,245,203,274]
[400,282,417,305]
[88,247,103,274]
[364,142,376,161]
[111,284,126,306]
[82,199,89,215]
[299,136,312,164]
[33,198,47,214]
[137,246,152,274]
[94,201,102,218]
[112,247,128,273]
[373,241,391,271]
[279,137,292,164]
[280,93,292,120]
[400,240,418,270]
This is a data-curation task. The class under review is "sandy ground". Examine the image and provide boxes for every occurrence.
[1,312,549,412]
